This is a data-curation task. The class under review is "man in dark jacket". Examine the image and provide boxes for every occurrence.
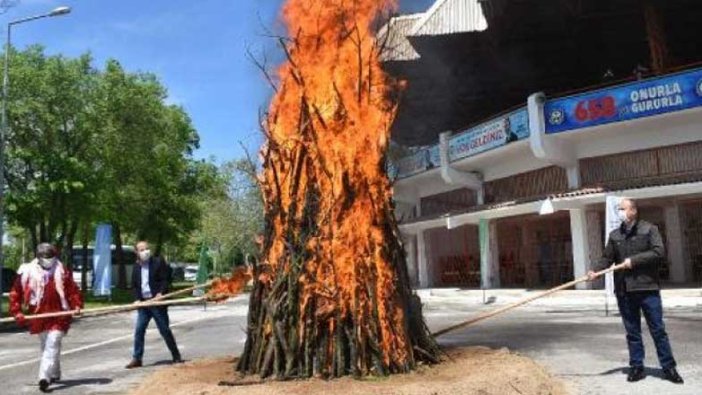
[125,241,182,369]
[588,198,683,384]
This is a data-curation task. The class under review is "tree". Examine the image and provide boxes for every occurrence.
[4,46,101,268]
[3,48,217,287]
[190,159,263,274]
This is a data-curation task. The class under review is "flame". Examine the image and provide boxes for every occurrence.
[206,267,252,301]
[259,0,413,373]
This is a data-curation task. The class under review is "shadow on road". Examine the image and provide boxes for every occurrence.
[149,359,187,367]
[49,378,112,392]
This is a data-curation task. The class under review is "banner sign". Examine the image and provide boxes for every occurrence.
[93,224,112,297]
[545,67,702,134]
[449,118,508,161]
[449,107,529,161]
[393,107,529,179]
[603,195,623,297]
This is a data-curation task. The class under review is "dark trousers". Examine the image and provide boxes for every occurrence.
[616,290,676,369]
[132,306,181,361]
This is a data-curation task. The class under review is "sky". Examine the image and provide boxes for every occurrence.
[2,0,435,163]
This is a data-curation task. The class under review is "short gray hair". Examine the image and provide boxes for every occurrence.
[36,243,57,258]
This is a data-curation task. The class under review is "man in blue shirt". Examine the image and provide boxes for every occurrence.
[125,241,182,369]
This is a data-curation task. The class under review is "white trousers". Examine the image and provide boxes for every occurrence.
[38,330,64,381]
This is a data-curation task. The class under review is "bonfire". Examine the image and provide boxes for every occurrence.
[237,0,440,380]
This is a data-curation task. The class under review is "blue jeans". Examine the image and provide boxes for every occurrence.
[132,307,181,361]
[616,291,676,369]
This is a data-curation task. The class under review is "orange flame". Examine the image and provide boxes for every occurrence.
[260,0,412,373]
[206,267,252,301]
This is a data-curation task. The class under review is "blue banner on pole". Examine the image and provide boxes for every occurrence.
[545,67,702,134]
[93,224,112,297]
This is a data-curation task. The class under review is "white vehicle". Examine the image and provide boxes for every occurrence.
[184,265,199,282]
[72,263,93,290]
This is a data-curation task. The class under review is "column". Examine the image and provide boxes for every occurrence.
[586,210,604,289]
[664,204,687,283]
[570,208,592,290]
[417,229,430,288]
[404,235,418,287]
[479,219,500,288]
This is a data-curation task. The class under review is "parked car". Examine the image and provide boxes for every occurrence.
[1,268,17,293]
[170,263,185,282]
[72,245,137,289]
[184,265,199,282]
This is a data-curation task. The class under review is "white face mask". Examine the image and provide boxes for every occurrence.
[138,249,151,262]
[617,209,628,223]
[39,257,54,269]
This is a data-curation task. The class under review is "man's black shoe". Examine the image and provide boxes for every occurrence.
[50,376,61,383]
[38,379,50,393]
[663,367,684,384]
[627,367,645,382]
[125,359,142,369]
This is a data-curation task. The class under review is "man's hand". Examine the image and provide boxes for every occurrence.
[14,313,26,326]
[586,270,598,281]
[621,258,632,269]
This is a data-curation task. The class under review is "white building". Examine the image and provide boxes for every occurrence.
[384,0,702,290]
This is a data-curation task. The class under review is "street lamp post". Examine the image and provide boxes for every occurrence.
[0,6,71,318]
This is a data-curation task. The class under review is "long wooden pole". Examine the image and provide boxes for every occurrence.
[432,263,625,337]
[0,296,207,324]
[150,279,215,302]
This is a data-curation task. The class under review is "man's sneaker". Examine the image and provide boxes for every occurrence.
[627,366,645,382]
[38,379,50,393]
[663,367,684,384]
[125,359,143,369]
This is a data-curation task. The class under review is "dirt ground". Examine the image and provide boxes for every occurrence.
[130,346,570,395]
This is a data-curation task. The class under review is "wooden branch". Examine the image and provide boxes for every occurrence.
[432,263,627,337]
[0,296,207,324]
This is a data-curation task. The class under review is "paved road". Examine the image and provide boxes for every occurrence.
[0,296,251,394]
[1,292,701,394]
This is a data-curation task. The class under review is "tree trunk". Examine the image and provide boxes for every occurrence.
[114,223,127,289]
[39,220,48,243]
[63,220,79,271]
[643,0,670,74]
[81,222,90,293]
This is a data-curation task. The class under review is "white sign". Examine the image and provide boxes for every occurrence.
[449,118,508,161]
[604,195,623,297]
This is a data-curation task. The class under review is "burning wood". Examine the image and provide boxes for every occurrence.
[237,0,440,380]
[207,267,252,301]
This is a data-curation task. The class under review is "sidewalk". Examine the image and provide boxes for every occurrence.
[416,288,702,312]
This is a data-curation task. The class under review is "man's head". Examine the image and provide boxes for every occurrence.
[135,241,152,264]
[618,198,638,224]
[36,243,57,269]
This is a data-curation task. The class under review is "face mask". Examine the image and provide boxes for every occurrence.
[617,209,628,223]
[39,257,54,269]
[138,249,151,262]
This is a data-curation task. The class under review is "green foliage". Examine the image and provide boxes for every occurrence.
[2,46,220,261]
[189,159,263,274]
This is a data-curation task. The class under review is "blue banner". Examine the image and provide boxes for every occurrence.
[545,68,702,134]
[93,224,112,297]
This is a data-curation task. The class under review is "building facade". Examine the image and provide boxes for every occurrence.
[385,0,702,290]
